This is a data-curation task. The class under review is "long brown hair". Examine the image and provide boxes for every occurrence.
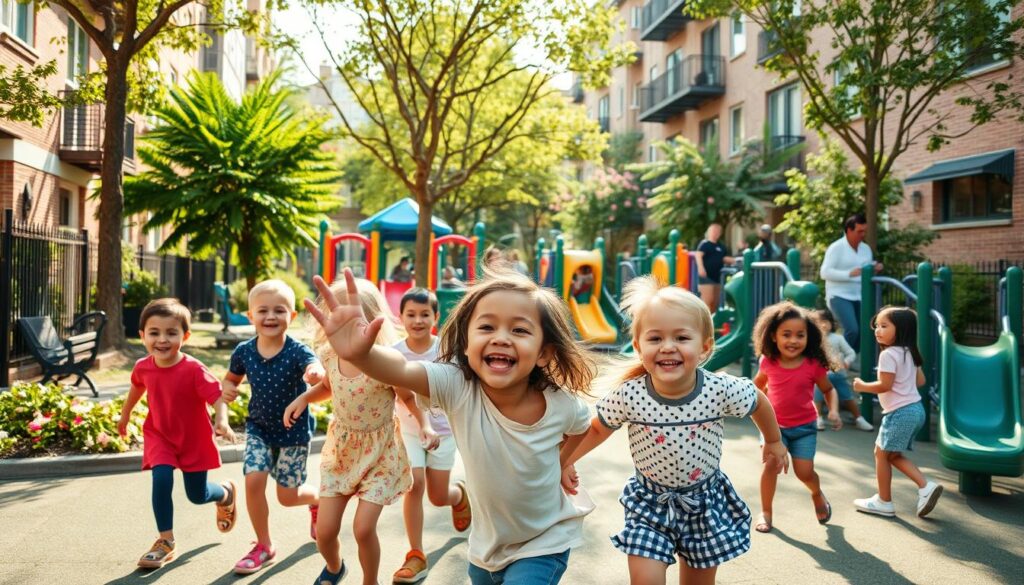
[437,267,596,395]
[874,306,924,366]
[752,301,837,370]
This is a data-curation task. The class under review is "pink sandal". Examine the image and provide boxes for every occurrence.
[233,542,276,575]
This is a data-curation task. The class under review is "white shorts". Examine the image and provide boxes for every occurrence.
[401,432,457,470]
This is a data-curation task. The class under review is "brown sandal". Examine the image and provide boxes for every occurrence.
[216,480,237,533]
[452,480,472,533]
[138,538,176,569]
[393,549,428,583]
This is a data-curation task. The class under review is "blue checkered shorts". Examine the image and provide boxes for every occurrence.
[611,470,751,568]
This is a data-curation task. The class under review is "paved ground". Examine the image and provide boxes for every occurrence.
[1,412,1021,585]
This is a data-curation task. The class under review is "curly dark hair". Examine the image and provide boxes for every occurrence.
[753,301,837,370]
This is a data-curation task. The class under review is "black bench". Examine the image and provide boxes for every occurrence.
[17,311,107,397]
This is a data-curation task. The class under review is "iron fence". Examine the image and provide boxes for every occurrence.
[136,247,224,312]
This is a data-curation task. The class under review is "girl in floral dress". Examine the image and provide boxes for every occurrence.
[283,278,412,585]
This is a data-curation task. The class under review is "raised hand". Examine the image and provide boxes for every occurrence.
[304,271,383,363]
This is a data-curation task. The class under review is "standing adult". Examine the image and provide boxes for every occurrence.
[819,213,883,349]
[754,224,783,262]
[695,223,734,314]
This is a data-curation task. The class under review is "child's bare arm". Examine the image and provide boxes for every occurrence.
[283,379,331,428]
[816,372,842,430]
[915,366,926,387]
[221,372,244,402]
[560,417,615,469]
[117,384,145,437]
[753,370,768,391]
[212,397,236,442]
[396,386,439,450]
[750,390,789,474]
[853,371,894,394]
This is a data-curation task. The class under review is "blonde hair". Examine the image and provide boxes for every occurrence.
[311,277,402,351]
[438,267,597,395]
[607,276,715,387]
[248,279,296,310]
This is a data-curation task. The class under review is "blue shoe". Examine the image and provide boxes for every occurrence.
[314,561,347,584]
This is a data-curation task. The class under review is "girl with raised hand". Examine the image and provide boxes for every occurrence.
[560,276,787,585]
[305,268,597,585]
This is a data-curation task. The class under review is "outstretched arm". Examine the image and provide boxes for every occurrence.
[559,417,616,495]
[750,390,788,474]
[305,271,429,396]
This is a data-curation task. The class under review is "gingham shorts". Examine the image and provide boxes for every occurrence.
[611,470,751,568]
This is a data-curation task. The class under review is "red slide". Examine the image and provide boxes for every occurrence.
[380,280,414,316]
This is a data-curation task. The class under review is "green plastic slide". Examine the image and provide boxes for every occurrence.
[938,326,1024,495]
[704,273,748,372]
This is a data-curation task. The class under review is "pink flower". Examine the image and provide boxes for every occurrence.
[97,432,110,446]
[32,436,41,443]
[624,199,632,208]
[610,203,618,211]
[638,197,647,207]
[27,421,41,432]
[689,468,703,481]
[674,193,682,199]
[608,215,616,222]
[707,196,715,205]
[73,416,84,426]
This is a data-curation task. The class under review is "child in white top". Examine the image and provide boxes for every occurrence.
[854,307,943,518]
[813,308,873,432]
[305,268,597,584]
[560,276,788,585]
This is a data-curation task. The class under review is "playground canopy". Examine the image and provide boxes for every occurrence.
[357,198,453,242]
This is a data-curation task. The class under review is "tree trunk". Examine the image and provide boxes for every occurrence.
[865,166,881,252]
[413,185,432,288]
[96,59,130,350]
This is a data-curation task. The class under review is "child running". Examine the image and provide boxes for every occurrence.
[853,307,943,518]
[391,288,471,584]
[561,276,788,585]
[221,279,325,574]
[305,268,597,585]
[813,308,873,432]
[283,277,411,585]
[752,301,840,533]
[117,298,237,569]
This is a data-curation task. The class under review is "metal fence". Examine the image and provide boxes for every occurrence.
[136,247,227,313]
[1,209,91,370]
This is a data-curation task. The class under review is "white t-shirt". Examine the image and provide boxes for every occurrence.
[392,338,451,436]
[423,362,594,571]
[596,369,757,488]
[827,332,856,369]
[820,236,874,301]
[877,347,921,413]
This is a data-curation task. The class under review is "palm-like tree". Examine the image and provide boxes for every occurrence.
[125,72,341,289]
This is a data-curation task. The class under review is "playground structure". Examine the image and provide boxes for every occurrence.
[857,263,1024,495]
[213,281,253,348]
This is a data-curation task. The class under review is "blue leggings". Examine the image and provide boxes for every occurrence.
[151,465,226,532]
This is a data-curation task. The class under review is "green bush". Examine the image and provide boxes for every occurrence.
[227,271,314,314]
[225,384,332,434]
[949,264,991,341]
[0,382,146,456]
[124,269,169,308]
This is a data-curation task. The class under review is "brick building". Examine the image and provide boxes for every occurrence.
[576,0,1024,263]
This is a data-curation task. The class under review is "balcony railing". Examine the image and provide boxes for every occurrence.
[639,55,725,123]
[757,29,782,64]
[641,0,690,42]
[59,92,136,173]
[572,79,585,104]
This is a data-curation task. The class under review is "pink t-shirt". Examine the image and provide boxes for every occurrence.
[131,354,224,472]
[759,356,828,428]
[877,347,922,413]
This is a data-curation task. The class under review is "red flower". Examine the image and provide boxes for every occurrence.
[689,468,702,481]
[655,434,666,445]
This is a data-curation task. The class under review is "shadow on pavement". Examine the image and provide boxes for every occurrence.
[104,543,220,584]
[204,541,319,585]
[772,525,915,585]
[0,478,71,508]
[893,515,1023,584]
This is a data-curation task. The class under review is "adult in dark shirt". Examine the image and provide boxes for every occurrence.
[696,223,734,313]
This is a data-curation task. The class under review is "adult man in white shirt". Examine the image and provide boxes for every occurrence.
[819,214,882,349]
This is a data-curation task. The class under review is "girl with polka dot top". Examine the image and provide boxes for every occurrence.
[560,276,788,585]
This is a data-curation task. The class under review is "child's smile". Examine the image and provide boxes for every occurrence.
[141,315,190,367]
[464,290,550,393]
[773,317,808,362]
[249,292,295,338]
[635,299,711,397]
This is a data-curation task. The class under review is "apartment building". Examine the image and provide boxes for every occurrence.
[578,0,1024,263]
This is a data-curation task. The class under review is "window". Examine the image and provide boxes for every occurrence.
[1,0,33,45]
[630,6,642,29]
[66,18,88,83]
[833,61,860,118]
[729,105,744,155]
[632,82,641,108]
[648,143,657,162]
[941,174,1012,222]
[768,83,802,144]
[730,13,746,57]
[597,95,610,132]
[665,50,681,92]
[649,64,658,82]
[618,86,625,118]
[146,213,160,251]
[58,188,72,226]
[700,117,720,149]
[961,0,1011,73]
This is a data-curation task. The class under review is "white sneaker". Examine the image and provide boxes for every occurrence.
[854,416,874,432]
[854,494,895,517]
[917,481,943,517]
[816,417,826,431]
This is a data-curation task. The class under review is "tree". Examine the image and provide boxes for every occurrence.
[631,134,802,246]
[688,0,1024,249]
[777,139,935,267]
[285,0,632,286]
[124,72,342,289]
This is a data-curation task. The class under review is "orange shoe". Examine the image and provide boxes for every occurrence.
[452,480,471,533]
[393,549,428,583]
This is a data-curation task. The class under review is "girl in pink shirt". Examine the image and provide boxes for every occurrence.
[752,302,840,533]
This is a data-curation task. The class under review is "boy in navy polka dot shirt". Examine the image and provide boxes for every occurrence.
[221,279,325,574]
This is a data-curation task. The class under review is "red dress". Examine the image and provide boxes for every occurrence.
[131,354,223,472]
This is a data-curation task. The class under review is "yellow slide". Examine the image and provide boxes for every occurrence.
[562,250,618,344]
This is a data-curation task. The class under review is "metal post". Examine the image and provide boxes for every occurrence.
[859,263,876,421]
[80,229,90,313]
[916,262,933,441]
[938,266,953,324]
[0,209,13,387]
[554,236,565,297]
[741,249,756,378]
[637,235,649,274]
[668,230,679,285]
[474,222,486,278]
[1007,267,1023,346]
[318,220,328,277]
[535,238,545,282]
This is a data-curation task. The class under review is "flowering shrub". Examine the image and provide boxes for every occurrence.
[0,382,145,456]
[559,167,645,254]
[225,385,333,434]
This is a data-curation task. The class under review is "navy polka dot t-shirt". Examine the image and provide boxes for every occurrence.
[230,336,318,446]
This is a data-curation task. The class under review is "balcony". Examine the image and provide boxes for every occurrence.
[762,134,806,192]
[59,96,136,174]
[641,0,690,42]
[639,55,725,123]
[757,29,782,64]
[571,79,585,104]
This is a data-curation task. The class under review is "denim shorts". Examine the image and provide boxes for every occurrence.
[779,422,819,460]
[468,550,569,584]
[877,401,925,452]
[243,432,310,488]
[815,371,855,402]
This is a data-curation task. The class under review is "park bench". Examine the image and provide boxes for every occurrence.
[17,311,107,397]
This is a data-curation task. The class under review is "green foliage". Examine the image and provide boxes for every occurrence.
[224,384,332,434]
[0,382,145,456]
[776,140,936,266]
[124,71,342,286]
[559,167,645,255]
[604,131,644,171]
[227,270,313,313]
[949,264,991,341]
[123,270,169,309]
